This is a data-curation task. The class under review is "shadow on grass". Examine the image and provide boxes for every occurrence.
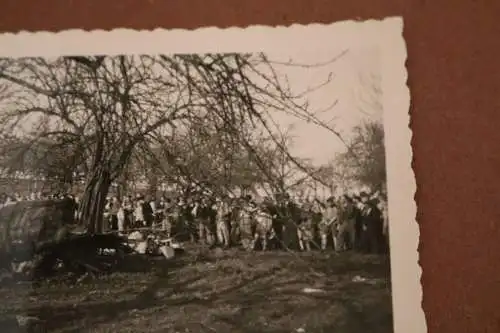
[8,250,393,333]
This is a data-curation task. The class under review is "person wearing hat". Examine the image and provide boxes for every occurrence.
[359,194,383,254]
[350,195,364,251]
[335,195,356,252]
[282,193,302,250]
[195,197,215,246]
[359,191,369,200]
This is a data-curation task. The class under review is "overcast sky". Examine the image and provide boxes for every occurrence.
[1,45,382,170]
[264,45,382,166]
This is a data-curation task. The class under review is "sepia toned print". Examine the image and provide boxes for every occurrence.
[0,18,423,333]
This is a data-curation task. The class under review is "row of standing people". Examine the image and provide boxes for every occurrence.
[101,191,388,255]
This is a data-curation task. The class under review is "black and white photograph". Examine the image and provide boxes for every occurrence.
[0,18,422,333]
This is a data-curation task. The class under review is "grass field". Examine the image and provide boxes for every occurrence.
[0,246,393,333]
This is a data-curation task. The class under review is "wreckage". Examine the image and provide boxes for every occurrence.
[0,199,183,282]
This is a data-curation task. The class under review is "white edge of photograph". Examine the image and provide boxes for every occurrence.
[0,16,424,333]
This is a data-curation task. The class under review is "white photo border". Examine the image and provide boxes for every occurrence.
[0,17,424,333]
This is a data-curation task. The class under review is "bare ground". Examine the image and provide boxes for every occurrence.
[0,246,393,333]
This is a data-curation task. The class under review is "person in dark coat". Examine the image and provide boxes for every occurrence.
[183,198,197,243]
[359,193,383,254]
[109,196,120,231]
[297,199,314,252]
[142,195,154,228]
[283,196,300,250]
[352,195,364,251]
[196,197,215,245]
[272,194,287,250]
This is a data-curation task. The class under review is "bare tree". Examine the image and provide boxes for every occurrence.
[330,120,386,193]
[0,52,345,233]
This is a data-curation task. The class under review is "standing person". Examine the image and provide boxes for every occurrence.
[310,198,324,249]
[191,198,201,242]
[134,196,145,228]
[215,198,231,248]
[343,195,358,250]
[265,197,278,249]
[359,192,383,254]
[182,197,197,243]
[109,196,120,231]
[297,199,314,252]
[319,197,338,251]
[208,197,218,245]
[142,195,154,228]
[283,194,300,250]
[196,197,215,246]
[103,198,111,231]
[335,195,356,251]
[116,198,126,234]
[253,200,274,251]
[357,193,369,252]
[272,194,286,250]
[238,199,256,251]
[122,196,134,230]
[229,198,241,245]
[151,196,159,228]
[349,195,363,251]
[154,196,165,230]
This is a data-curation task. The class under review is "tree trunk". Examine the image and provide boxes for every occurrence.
[117,169,129,200]
[148,171,158,199]
[79,167,112,234]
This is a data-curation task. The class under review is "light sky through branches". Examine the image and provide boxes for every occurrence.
[0,45,381,170]
[263,45,382,166]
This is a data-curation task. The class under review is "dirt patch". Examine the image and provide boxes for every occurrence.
[0,247,393,333]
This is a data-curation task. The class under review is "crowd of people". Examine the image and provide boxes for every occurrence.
[0,188,389,255]
[97,190,389,254]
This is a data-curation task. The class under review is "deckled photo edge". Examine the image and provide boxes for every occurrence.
[0,17,401,57]
[378,18,426,333]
